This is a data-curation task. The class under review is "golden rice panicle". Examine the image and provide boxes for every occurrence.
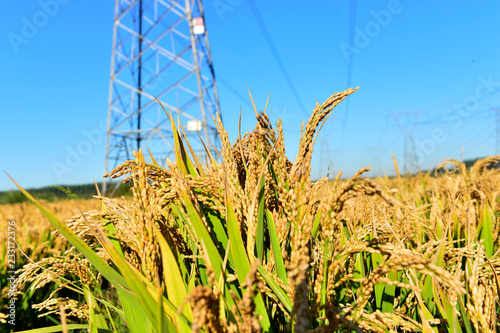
[16,252,98,294]
[94,149,162,282]
[127,149,161,282]
[103,158,135,180]
[286,176,316,275]
[185,268,237,333]
[15,252,97,319]
[289,253,310,333]
[291,87,358,182]
[317,166,375,239]
[245,122,267,201]
[469,155,500,176]
[238,262,263,333]
[353,310,421,333]
[213,112,248,226]
[255,111,276,144]
[32,297,88,320]
[465,253,498,332]
[186,284,223,332]
[437,156,500,206]
[272,119,292,188]
[11,86,500,331]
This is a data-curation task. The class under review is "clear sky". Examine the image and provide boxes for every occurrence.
[1,1,500,191]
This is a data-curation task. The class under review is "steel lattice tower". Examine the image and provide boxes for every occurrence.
[318,116,340,180]
[103,0,220,194]
[365,146,386,177]
[392,111,423,175]
[491,106,500,156]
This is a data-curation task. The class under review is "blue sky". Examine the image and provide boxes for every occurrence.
[1,0,500,191]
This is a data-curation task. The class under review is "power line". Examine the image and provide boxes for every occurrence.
[343,0,357,130]
[319,116,341,178]
[489,106,500,155]
[365,146,387,177]
[374,116,389,147]
[246,0,308,118]
[418,107,495,126]
[392,111,424,174]
[346,0,357,86]
[217,74,253,108]
[457,123,492,155]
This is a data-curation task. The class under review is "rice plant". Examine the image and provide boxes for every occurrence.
[0,199,101,331]
[4,88,500,332]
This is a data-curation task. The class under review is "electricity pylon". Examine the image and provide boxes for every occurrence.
[319,141,341,180]
[103,0,220,194]
[392,111,423,175]
[365,146,386,177]
[490,106,500,155]
[319,116,341,180]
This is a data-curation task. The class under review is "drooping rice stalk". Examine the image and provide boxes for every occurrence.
[3,88,500,332]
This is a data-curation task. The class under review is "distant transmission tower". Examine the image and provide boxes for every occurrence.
[497,108,500,156]
[365,146,386,177]
[392,112,423,175]
[103,0,220,194]
[319,116,341,179]
[491,106,500,155]
[319,140,341,180]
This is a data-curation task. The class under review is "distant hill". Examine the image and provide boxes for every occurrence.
[428,156,500,176]
[3,156,498,204]
[0,181,133,205]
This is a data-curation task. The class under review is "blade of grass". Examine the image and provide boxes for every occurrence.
[255,175,266,261]
[265,210,288,284]
[224,183,271,330]
[152,223,193,332]
[82,213,175,333]
[155,97,197,176]
[15,324,90,333]
[257,265,293,313]
[479,204,494,258]
[457,295,473,333]
[84,286,109,333]
[180,191,223,278]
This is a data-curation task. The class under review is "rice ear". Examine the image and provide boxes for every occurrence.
[291,87,358,180]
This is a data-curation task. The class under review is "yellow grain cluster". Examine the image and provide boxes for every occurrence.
[2,88,500,332]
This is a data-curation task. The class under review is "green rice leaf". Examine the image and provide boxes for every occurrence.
[180,191,223,278]
[225,189,271,330]
[479,204,494,258]
[457,295,473,333]
[84,286,109,332]
[14,324,90,333]
[257,265,293,313]
[156,97,197,176]
[265,210,288,284]
[311,209,322,239]
[7,175,130,290]
[152,223,193,332]
[255,175,266,261]
[372,252,384,309]
[381,271,396,313]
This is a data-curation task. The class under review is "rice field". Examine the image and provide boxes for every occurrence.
[0,199,102,330]
[1,88,499,332]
